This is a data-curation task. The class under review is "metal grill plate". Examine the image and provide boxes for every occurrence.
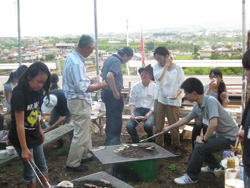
[91,143,176,164]
[71,171,134,188]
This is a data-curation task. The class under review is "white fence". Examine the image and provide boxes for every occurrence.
[0,63,56,70]
[128,60,242,68]
[127,59,242,75]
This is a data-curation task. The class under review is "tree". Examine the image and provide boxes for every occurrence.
[225,44,233,50]
[45,54,55,60]
[146,42,154,51]
[193,45,201,54]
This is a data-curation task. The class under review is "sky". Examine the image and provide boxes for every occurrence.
[0,0,249,37]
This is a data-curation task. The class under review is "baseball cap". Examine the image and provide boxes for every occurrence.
[41,95,57,113]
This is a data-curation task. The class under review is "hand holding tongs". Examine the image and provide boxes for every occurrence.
[235,125,242,149]
[140,132,164,143]
[28,158,51,188]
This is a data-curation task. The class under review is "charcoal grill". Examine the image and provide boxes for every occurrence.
[91,143,175,181]
[91,142,175,164]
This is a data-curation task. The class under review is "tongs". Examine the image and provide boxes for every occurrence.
[230,125,242,157]
[28,159,51,188]
[140,132,163,143]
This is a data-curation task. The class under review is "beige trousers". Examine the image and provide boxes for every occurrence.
[66,99,92,167]
[154,100,181,148]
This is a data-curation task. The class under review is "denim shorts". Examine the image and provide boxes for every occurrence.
[15,144,48,185]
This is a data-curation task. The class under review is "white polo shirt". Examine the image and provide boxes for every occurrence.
[129,81,155,111]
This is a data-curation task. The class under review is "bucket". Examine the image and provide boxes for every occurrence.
[112,159,158,181]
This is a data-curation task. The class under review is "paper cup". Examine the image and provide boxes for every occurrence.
[6,146,16,155]
[0,150,8,159]
[226,168,238,179]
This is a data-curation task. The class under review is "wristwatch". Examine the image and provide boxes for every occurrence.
[201,136,207,143]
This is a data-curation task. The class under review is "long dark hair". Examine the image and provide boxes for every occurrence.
[154,46,170,57]
[16,65,28,79]
[209,68,226,104]
[19,62,51,99]
[4,72,17,85]
[50,73,59,90]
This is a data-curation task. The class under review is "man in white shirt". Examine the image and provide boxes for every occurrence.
[126,64,155,143]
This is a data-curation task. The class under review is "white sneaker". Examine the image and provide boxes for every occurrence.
[214,167,224,176]
[201,166,213,173]
[174,174,198,185]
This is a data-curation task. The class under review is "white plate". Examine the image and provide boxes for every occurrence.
[225,179,244,187]
[220,157,239,169]
[135,116,144,119]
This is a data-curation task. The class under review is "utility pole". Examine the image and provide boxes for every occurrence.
[94,0,100,99]
[17,0,21,66]
[126,17,130,75]
[242,0,246,111]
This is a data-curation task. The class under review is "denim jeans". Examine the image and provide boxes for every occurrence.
[187,134,235,181]
[244,170,250,188]
[50,107,72,145]
[102,89,124,145]
[192,117,208,148]
[0,113,3,130]
[15,144,48,185]
[126,108,154,143]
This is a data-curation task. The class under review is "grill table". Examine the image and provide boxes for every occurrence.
[91,142,175,164]
[71,171,134,188]
[91,143,176,181]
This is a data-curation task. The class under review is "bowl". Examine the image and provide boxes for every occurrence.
[0,150,8,159]
[6,146,16,155]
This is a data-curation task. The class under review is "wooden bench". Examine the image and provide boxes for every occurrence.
[122,114,195,136]
[0,112,106,168]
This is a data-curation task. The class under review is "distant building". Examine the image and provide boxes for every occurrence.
[199,48,214,59]
[108,41,120,44]
[56,42,75,49]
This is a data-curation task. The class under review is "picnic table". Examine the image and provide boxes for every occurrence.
[0,112,106,168]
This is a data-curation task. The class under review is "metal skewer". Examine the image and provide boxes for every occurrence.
[134,119,139,124]
[140,132,163,143]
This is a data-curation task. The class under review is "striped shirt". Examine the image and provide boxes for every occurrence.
[62,50,92,104]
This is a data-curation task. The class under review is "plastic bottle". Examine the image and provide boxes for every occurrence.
[240,160,244,180]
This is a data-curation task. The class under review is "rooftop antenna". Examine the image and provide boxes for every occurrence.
[126,17,129,46]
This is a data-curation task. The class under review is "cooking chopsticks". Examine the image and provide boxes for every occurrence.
[235,125,242,149]
[28,159,51,188]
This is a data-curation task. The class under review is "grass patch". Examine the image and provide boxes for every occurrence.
[168,163,180,172]
[0,167,8,173]
[15,167,23,175]
[56,145,70,156]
